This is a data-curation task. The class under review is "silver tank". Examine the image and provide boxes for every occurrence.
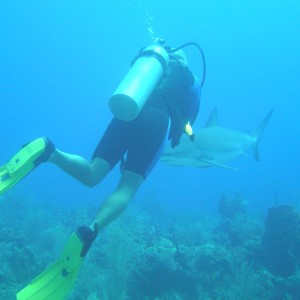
[109,45,169,121]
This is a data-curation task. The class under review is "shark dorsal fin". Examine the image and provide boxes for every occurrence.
[205,107,220,127]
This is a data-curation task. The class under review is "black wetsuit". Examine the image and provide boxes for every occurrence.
[92,64,196,178]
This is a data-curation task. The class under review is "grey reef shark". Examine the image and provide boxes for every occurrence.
[161,108,274,170]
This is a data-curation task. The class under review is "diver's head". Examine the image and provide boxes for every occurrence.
[169,49,188,67]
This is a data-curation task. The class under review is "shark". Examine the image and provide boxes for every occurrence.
[161,108,274,170]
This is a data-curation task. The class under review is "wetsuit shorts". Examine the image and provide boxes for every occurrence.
[92,106,170,179]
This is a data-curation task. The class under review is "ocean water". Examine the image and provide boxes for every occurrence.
[1,1,300,299]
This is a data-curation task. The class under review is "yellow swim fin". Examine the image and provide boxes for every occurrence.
[16,232,84,300]
[16,225,98,300]
[0,137,54,195]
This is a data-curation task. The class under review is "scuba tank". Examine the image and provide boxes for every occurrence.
[109,45,169,121]
[109,40,206,122]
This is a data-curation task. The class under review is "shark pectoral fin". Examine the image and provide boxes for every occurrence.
[198,158,238,171]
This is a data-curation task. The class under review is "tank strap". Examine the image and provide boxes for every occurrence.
[132,49,168,72]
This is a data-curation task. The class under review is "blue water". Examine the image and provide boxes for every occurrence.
[1,1,299,217]
[1,1,300,299]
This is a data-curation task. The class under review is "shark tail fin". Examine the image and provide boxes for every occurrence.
[252,109,274,161]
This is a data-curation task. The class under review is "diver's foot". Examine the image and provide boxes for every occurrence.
[76,223,99,257]
[36,137,56,164]
[0,137,55,195]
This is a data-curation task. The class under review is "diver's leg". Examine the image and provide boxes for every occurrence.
[91,170,143,231]
[51,117,127,187]
[90,107,169,230]
[48,150,111,187]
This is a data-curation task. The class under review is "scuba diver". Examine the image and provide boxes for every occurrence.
[0,39,205,299]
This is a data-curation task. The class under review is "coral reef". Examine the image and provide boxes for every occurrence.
[1,192,300,299]
[260,205,300,277]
